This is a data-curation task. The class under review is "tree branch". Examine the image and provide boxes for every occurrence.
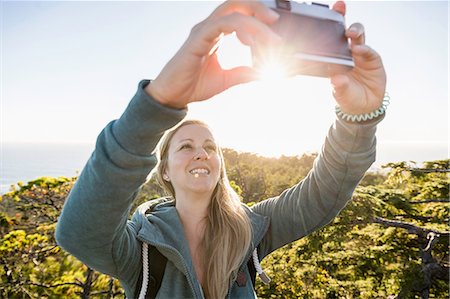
[373,217,450,238]
[90,290,124,297]
[396,214,448,223]
[410,199,450,204]
[408,168,449,173]
[374,216,450,299]
[0,280,83,289]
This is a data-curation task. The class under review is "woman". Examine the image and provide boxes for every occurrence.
[56,1,387,298]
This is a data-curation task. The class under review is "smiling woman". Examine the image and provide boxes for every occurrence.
[55,1,388,298]
[157,120,222,201]
[154,119,253,296]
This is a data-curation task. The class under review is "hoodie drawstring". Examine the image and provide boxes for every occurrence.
[252,248,271,285]
[138,243,270,299]
[138,242,149,299]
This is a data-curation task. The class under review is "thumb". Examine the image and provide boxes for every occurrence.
[330,73,350,104]
[223,66,258,89]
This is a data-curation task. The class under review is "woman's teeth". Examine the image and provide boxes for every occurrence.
[190,169,208,174]
[190,168,209,178]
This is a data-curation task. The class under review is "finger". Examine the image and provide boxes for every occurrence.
[346,22,365,45]
[331,1,346,16]
[352,44,375,58]
[330,73,363,111]
[210,0,280,25]
[351,44,383,68]
[330,73,352,109]
[223,66,258,89]
[190,13,281,55]
[330,73,350,98]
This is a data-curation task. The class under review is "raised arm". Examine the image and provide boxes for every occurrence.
[252,1,387,258]
[55,81,186,278]
[56,0,282,286]
[253,114,382,257]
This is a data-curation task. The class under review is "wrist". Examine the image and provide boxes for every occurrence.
[144,81,186,110]
[336,93,390,122]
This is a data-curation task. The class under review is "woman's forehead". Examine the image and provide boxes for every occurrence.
[171,124,215,142]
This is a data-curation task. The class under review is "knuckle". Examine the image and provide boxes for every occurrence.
[225,12,243,22]
[190,21,205,35]
[221,13,248,30]
[354,22,365,33]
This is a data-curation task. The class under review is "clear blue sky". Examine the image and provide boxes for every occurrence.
[2,1,449,167]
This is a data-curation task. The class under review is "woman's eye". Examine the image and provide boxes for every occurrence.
[205,145,217,152]
[180,144,192,150]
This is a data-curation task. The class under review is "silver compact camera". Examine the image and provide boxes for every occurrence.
[252,0,354,78]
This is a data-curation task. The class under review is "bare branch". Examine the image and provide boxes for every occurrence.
[373,217,450,238]
[410,199,450,204]
[90,290,124,297]
[396,214,448,223]
[19,286,34,299]
[81,267,95,299]
[0,281,83,289]
[424,232,438,251]
[408,168,450,173]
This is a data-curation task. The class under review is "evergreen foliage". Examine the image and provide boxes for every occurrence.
[1,155,448,298]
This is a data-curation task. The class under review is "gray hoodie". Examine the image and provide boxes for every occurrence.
[56,80,382,298]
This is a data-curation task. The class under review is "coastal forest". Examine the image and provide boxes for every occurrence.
[0,150,448,299]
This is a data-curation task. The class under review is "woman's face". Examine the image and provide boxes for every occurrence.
[164,124,221,198]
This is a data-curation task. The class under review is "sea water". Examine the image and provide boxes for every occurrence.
[1,142,94,194]
[1,141,447,194]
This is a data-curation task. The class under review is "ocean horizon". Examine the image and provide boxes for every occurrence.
[1,142,94,195]
[1,141,448,195]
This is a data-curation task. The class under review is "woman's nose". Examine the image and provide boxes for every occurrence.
[194,148,209,160]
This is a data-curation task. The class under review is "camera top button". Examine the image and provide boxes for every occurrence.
[275,0,292,11]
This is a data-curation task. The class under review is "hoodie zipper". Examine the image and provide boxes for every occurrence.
[137,236,202,299]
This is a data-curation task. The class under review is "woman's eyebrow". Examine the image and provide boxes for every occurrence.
[178,138,194,143]
[177,138,216,144]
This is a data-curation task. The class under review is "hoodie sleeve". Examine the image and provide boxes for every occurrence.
[55,80,186,281]
[252,115,384,259]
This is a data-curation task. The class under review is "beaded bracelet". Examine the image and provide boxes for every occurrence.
[335,93,390,122]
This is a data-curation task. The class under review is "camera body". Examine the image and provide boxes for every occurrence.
[252,0,354,78]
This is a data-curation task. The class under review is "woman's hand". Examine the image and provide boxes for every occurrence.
[146,1,281,109]
[147,0,386,113]
[330,1,387,115]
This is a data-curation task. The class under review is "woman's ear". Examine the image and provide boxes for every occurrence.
[163,174,170,181]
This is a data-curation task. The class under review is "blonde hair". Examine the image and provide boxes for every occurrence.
[156,120,252,298]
